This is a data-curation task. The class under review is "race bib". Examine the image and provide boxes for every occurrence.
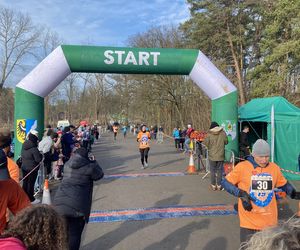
[140,134,149,146]
[249,173,274,207]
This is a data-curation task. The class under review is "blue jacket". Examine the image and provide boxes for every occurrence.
[172,130,180,139]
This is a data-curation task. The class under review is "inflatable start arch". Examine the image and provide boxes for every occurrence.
[14,45,238,159]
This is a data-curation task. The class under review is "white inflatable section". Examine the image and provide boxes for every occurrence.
[16,46,71,97]
[189,51,236,100]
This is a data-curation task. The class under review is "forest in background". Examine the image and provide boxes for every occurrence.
[0,0,299,133]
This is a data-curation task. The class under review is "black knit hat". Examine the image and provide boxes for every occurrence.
[0,128,12,149]
[74,147,89,159]
[209,121,219,129]
[0,149,9,180]
[28,133,38,145]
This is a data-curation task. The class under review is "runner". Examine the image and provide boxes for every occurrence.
[221,139,300,246]
[137,125,151,169]
[112,124,119,141]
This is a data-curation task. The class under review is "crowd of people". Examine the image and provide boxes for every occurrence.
[1,119,300,249]
[0,123,104,250]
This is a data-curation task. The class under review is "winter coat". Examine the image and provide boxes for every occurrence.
[61,132,75,158]
[172,130,180,139]
[0,237,27,250]
[203,126,228,161]
[54,154,104,222]
[21,140,43,172]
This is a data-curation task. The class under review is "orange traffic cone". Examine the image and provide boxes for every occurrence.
[186,152,197,174]
[42,179,51,205]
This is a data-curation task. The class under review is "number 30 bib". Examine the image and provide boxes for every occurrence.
[249,173,274,207]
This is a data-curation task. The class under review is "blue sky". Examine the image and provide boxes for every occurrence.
[2,0,190,46]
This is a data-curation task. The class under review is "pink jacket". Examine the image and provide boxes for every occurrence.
[0,237,27,249]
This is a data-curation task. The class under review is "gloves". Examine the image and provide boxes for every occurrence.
[290,189,300,200]
[238,190,253,211]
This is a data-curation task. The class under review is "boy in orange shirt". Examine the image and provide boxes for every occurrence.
[137,125,151,169]
[222,139,300,244]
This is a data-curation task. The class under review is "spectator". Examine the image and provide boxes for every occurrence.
[184,124,194,152]
[172,127,180,150]
[54,147,104,250]
[240,125,250,158]
[203,122,228,191]
[0,128,19,183]
[38,128,53,177]
[21,130,43,203]
[0,204,67,250]
[61,126,75,162]
[0,149,30,233]
[222,139,300,245]
[241,218,300,250]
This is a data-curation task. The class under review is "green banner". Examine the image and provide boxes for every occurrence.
[14,87,44,160]
[212,91,238,161]
[61,45,198,75]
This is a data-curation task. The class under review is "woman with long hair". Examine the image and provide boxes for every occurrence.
[0,204,68,250]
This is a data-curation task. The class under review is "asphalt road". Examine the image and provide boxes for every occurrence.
[78,132,298,250]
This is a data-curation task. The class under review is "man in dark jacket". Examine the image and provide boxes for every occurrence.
[21,130,43,203]
[239,125,250,158]
[203,121,228,191]
[61,126,75,162]
[54,147,104,250]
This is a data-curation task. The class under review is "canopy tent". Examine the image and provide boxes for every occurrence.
[239,96,300,180]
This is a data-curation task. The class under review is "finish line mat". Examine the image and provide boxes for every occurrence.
[103,172,187,179]
[89,204,236,223]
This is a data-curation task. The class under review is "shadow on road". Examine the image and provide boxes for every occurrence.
[144,219,210,250]
[202,236,228,250]
[82,194,183,250]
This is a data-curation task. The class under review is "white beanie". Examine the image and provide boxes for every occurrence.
[252,139,270,156]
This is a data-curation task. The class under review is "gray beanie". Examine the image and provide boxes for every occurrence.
[252,139,270,156]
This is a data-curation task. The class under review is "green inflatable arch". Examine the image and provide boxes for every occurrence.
[14,45,238,159]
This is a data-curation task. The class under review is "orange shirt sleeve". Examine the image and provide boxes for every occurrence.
[274,164,287,187]
[7,158,20,183]
[225,162,243,185]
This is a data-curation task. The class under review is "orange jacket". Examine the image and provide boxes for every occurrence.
[0,179,30,233]
[7,157,19,183]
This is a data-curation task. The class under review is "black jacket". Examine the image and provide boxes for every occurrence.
[21,140,43,172]
[239,131,249,148]
[54,154,104,222]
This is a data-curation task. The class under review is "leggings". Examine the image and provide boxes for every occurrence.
[139,148,150,165]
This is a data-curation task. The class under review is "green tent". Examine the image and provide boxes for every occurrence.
[239,96,300,180]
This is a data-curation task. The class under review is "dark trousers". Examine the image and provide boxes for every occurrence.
[22,168,39,202]
[240,227,259,247]
[139,148,150,165]
[240,146,250,159]
[175,139,180,149]
[209,160,224,186]
[66,216,86,250]
[43,152,52,175]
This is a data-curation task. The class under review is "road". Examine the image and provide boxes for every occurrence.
[78,132,298,250]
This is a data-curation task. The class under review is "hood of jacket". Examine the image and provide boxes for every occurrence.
[209,126,224,135]
[22,139,38,150]
[65,153,90,169]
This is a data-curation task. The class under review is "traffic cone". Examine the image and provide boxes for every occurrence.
[186,152,197,174]
[42,179,52,205]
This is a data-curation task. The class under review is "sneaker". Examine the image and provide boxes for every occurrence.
[141,165,145,169]
[31,198,40,204]
[217,185,224,191]
[211,185,217,191]
[144,162,148,168]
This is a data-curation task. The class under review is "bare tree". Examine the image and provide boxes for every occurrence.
[0,6,40,89]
